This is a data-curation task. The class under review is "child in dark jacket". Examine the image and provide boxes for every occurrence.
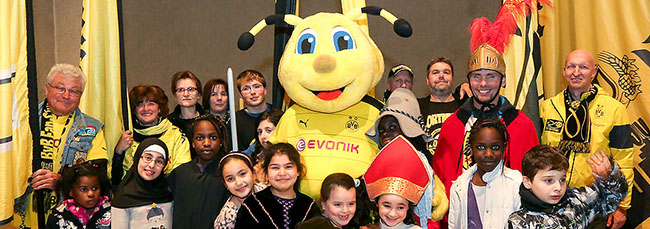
[507,145,628,228]
[235,143,320,228]
[47,159,111,229]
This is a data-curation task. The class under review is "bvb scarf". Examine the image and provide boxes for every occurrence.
[35,101,73,212]
[558,87,597,158]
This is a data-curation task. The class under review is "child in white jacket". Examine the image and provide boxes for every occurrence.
[448,117,522,228]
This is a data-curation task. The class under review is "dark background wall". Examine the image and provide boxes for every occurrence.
[33,0,500,108]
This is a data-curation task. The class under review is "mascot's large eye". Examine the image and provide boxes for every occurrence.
[296,29,317,54]
[331,26,355,51]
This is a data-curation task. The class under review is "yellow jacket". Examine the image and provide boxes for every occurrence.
[540,85,634,209]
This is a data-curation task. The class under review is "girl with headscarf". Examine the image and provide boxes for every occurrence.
[112,138,173,228]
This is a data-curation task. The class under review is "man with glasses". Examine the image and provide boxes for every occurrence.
[235,70,271,151]
[25,63,107,225]
[433,44,539,200]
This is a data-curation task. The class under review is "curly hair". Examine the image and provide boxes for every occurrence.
[188,114,231,160]
[129,85,169,117]
[57,159,111,201]
[468,117,510,166]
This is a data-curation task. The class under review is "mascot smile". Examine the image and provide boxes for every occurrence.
[238,6,411,198]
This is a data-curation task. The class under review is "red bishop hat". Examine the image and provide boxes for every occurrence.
[364,136,430,203]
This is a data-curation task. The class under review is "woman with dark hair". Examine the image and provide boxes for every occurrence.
[112,85,191,186]
[168,70,207,135]
[203,78,230,123]
[112,138,173,228]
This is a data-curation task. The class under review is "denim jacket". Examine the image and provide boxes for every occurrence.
[39,102,104,170]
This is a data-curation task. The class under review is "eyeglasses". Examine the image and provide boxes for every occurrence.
[175,87,198,94]
[141,153,165,167]
[47,83,82,97]
[241,84,263,94]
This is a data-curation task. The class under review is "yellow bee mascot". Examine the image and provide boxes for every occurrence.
[238,6,409,197]
[238,8,447,222]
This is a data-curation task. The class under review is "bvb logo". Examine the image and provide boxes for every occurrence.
[596,50,643,106]
[346,116,359,132]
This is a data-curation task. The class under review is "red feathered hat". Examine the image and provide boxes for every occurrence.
[468,0,552,76]
[364,136,431,203]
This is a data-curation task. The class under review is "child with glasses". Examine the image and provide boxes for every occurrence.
[112,138,173,229]
[235,70,272,151]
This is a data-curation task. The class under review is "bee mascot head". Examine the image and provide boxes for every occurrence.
[237,6,411,203]
[238,6,411,112]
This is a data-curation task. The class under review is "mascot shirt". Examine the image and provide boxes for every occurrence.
[269,101,380,199]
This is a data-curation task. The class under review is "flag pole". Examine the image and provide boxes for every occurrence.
[227,68,238,152]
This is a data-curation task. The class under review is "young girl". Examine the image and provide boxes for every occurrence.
[242,109,283,157]
[167,114,230,228]
[296,173,358,228]
[214,152,258,229]
[448,117,522,229]
[235,143,320,228]
[47,159,111,229]
[363,136,430,229]
[112,138,173,228]
[365,88,446,227]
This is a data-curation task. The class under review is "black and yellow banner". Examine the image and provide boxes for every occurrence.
[79,0,126,164]
[539,1,650,227]
[0,0,33,226]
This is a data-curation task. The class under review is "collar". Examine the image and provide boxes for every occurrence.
[519,183,568,214]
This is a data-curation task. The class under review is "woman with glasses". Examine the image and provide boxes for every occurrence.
[167,71,207,136]
[112,138,174,228]
[112,85,191,187]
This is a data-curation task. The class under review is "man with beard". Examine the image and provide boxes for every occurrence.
[418,57,465,156]
[433,44,539,198]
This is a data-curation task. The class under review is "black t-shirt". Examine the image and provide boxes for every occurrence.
[418,96,462,156]
[235,104,271,151]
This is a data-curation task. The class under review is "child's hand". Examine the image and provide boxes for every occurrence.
[587,151,612,179]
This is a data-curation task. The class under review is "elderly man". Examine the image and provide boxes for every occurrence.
[540,49,633,229]
[382,64,414,101]
[433,44,539,197]
[23,64,107,226]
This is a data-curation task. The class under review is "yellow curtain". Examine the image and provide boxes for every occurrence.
[0,0,32,226]
[539,1,650,227]
[502,0,547,135]
[79,0,124,163]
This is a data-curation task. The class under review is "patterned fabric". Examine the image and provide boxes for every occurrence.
[274,196,296,229]
[47,197,111,229]
[507,161,628,228]
[62,196,110,225]
[215,196,241,229]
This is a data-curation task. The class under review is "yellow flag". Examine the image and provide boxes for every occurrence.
[79,0,124,164]
[539,1,650,227]
[0,0,32,226]
[502,0,548,136]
